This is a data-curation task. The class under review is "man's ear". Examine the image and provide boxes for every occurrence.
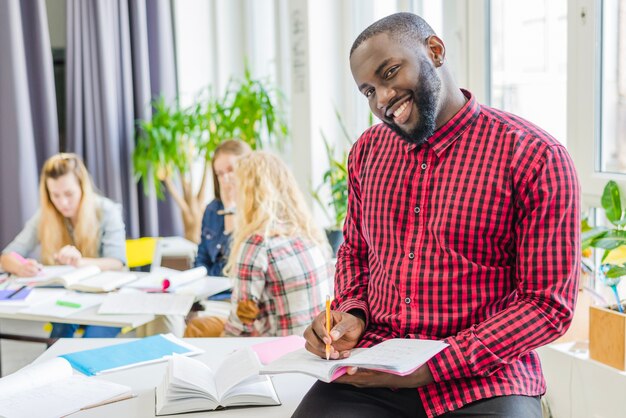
[425,35,446,67]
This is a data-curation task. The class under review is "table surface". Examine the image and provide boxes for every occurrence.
[0,275,231,328]
[35,337,316,417]
[0,288,155,328]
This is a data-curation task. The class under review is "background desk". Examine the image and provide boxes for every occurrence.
[35,337,316,417]
[538,342,626,418]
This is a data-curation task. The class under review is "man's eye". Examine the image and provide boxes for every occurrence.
[364,88,374,98]
[385,66,399,78]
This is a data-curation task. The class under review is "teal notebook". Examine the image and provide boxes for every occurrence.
[59,334,204,376]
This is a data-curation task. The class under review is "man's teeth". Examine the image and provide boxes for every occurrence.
[393,100,409,118]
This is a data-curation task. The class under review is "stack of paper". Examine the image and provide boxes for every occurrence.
[98,292,195,315]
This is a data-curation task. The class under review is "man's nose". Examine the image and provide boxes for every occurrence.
[376,86,396,111]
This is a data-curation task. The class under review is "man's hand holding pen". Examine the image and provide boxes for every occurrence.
[302,306,435,388]
[303,309,365,360]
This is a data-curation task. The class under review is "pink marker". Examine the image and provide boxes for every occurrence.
[10,252,29,265]
[11,251,42,274]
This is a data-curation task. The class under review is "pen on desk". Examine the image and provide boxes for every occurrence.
[6,285,27,299]
[56,300,82,308]
[325,295,331,361]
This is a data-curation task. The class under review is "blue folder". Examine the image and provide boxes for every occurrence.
[59,334,200,376]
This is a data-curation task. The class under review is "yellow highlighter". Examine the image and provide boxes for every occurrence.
[325,295,331,360]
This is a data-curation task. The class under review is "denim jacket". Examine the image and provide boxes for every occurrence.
[194,199,230,276]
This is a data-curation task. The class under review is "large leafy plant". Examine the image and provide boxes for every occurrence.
[583,180,626,312]
[133,71,287,243]
[209,67,287,151]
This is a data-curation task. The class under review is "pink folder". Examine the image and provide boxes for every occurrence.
[251,335,306,365]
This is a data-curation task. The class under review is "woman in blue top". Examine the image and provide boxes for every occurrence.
[195,140,251,275]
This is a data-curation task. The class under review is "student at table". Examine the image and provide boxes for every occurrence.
[0,153,126,338]
[195,139,251,275]
[185,151,333,337]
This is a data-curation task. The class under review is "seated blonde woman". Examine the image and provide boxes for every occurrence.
[0,153,126,338]
[185,151,332,337]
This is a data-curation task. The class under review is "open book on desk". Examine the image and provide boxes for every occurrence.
[0,357,132,418]
[261,338,448,383]
[156,349,280,415]
[13,265,137,292]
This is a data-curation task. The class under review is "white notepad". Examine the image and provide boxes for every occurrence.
[0,358,132,418]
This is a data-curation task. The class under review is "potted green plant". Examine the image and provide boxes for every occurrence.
[209,67,288,151]
[312,111,357,256]
[133,71,287,243]
[582,180,626,370]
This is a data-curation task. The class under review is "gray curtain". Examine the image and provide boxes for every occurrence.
[0,0,59,248]
[65,0,182,238]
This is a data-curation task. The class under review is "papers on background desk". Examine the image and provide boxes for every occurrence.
[12,265,75,284]
[98,291,195,315]
[19,291,105,317]
[0,287,33,306]
[0,288,64,313]
[124,266,207,291]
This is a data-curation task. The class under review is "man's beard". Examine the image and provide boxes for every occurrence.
[386,56,441,146]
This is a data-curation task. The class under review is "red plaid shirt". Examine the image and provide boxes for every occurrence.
[224,234,332,337]
[334,90,580,417]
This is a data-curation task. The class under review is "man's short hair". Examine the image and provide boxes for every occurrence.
[350,12,436,57]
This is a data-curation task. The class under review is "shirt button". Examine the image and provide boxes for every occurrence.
[414,206,420,214]
[405,297,411,304]
[421,163,427,170]
[216,244,221,249]
[408,252,415,259]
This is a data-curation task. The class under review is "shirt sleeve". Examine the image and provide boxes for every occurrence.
[333,137,372,325]
[428,144,581,382]
[224,236,268,336]
[98,199,127,264]
[194,200,227,275]
[1,211,41,257]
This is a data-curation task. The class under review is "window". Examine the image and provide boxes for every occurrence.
[600,0,626,174]
[490,0,567,144]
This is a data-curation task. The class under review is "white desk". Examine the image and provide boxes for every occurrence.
[538,341,626,418]
[35,337,316,417]
[0,304,154,329]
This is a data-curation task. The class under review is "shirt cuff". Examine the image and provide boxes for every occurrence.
[334,298,370,329]
[427,337,473,382]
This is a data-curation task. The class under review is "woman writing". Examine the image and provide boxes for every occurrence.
[0,153,126,338]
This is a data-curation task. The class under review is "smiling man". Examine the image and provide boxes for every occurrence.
[294,12,580,418]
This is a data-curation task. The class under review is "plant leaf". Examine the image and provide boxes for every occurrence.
[601,180,623,225]
[592,230,626,250]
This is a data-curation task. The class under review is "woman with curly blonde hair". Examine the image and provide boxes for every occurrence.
[1,153,126,338]
[185,151,332,337]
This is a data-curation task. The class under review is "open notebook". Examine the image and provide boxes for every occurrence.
[261,338,448,383]
[156,349,280,415]
[13,265,137,292]
[0,357,132,418]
